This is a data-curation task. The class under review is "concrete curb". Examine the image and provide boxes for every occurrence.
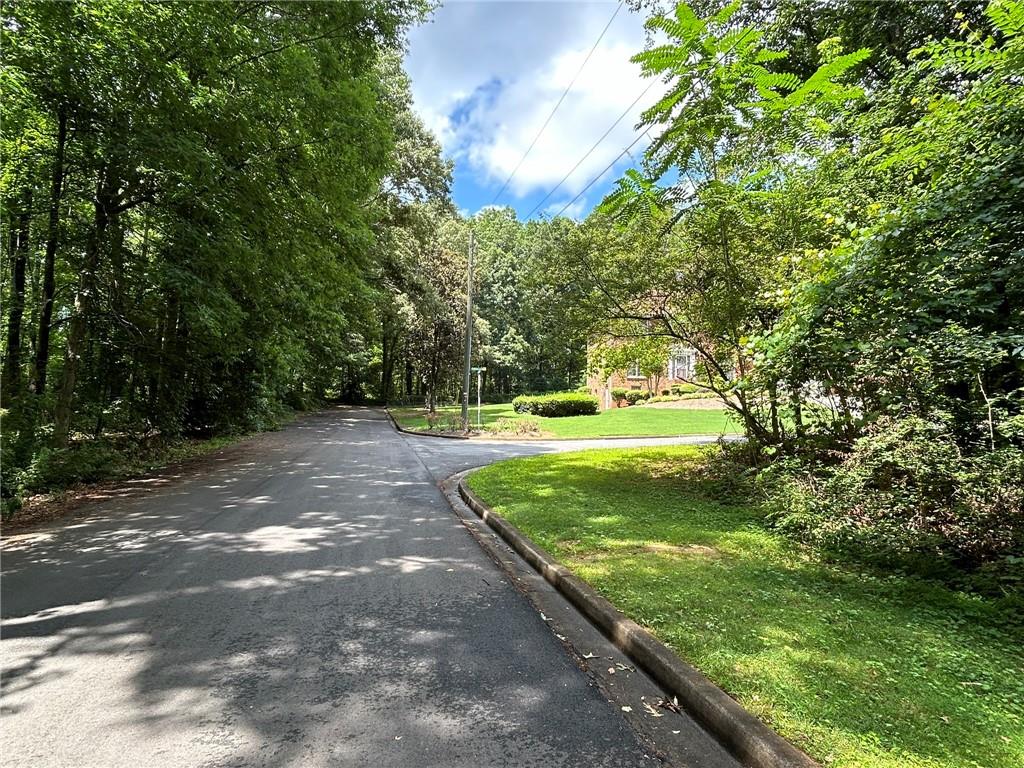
[457,474,819,768]
[384,408,470,440]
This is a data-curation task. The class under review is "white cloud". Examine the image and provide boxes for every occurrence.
[405,2,664,202]
[544,197,588,220]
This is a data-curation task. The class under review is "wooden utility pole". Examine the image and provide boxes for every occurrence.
[461,230,475,432]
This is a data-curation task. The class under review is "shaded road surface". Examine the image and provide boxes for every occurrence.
[2,408,732,767]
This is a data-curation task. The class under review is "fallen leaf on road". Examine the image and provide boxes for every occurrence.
[446,568,454,572]
[582,652,597,659]
[615,662,634,672]
[642,702,664,718]
[658,697,682,714]
[621,706,632,713]
[607,667,616,674]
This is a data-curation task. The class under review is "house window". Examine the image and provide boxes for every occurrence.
[668,348,695,380]
[627,361,643,379]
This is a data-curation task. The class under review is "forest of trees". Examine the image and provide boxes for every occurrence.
[1,2,407,498]
[0,1,588,510]
[2,0,1022,581]
[371,209,586,410]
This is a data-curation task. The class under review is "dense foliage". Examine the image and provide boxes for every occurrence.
[511,392,599,417]
[0,1,591,511]
[540,0,1024,586]
[370,209,587,408]
[0,0,448,507]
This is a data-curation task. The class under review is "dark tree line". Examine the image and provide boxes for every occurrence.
[0,1,588,512]
[0,1,448,506]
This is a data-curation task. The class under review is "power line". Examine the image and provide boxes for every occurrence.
[524,76,659,219]
[550,129,650,219]
[534,26,759,221]
[490,1,623,206]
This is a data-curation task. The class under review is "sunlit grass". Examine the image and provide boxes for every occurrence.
[389,402,741,437]
[467,446,1024,768]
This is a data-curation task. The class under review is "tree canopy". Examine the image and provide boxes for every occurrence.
[3,0,1022,575]
[537,0,1023,579]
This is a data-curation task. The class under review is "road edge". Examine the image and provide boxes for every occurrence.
[384,407,470,439]
[456,471,820,768]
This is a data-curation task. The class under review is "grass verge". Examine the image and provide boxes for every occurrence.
[466,446,1024,768]
[390,402,741,438]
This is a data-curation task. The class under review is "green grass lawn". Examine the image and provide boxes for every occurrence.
[389,402,741,438]
[466,447,1024,768]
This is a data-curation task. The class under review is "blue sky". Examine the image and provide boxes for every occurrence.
[404,1,663,221]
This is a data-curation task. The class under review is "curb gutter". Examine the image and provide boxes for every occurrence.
[384,408,470,440]
[458,475,819,768]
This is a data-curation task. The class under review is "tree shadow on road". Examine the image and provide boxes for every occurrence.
[2,408,650,768]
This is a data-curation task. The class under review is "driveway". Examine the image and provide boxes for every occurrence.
[1,407,734,767]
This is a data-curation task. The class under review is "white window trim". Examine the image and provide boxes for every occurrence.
[668,348,695,380]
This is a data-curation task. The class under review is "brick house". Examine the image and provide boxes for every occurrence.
[586,344,697,410]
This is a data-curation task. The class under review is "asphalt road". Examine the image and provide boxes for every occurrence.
[2,407,735,767]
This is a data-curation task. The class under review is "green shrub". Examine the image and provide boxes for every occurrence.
[1,495,23,521]
[486,415,542,436]
[760,416,1024,588]
[645,392,720,404]
[284,390,320,412]
[23,442,131,492]
[425,411,464,432]
[644,394,681,404]
[680,391,716,400]
[670,383,701,395]
[512,392,599,417]
[610,387,628,404]
[647,393,720,405]
[624,390,650,405]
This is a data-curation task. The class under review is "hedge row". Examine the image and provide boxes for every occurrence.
[612,383,704,406]
[512,392,599,417]
[612,389,651,405]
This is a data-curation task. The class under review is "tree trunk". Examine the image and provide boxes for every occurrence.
[53,177,109,446]
[2,191,32,401]
[380,316,393,404]
[147,311,165,423]
[427,329,439,412]
[768,381,781,443]
[34,105,68,396]
[404,355,413,402]
[153,290,181,426]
